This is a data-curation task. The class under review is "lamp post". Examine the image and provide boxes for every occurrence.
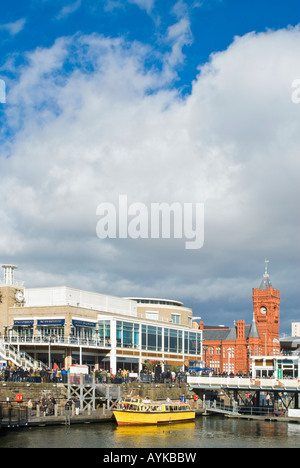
[48,334,53,369]
[227,348,232,376]
[202,345,208,368]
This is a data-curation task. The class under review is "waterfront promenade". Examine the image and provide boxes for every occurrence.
[1,372,300,430]
[187,375,300,392]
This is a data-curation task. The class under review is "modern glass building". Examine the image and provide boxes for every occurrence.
[0,265,202,373]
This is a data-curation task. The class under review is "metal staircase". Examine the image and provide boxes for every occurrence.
[0,339,47,369]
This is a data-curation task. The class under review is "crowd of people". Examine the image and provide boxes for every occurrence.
[0,365,190,384]
[0,365,70,383]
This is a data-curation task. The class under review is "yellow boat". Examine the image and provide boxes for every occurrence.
[113,395,195,426]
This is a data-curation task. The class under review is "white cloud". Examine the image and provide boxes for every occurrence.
[127,0,155,14]
[165,16,193,67]
[1,26,300,330]
[0,18,26,36]
[56,0,82,20]
[104,0,154,14]
[0,79,5,103]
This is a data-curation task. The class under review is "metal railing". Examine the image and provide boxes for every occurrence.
[204,400,277,417]
[188,375,300,391]
[0,339,46,369]
[3,335,111,349]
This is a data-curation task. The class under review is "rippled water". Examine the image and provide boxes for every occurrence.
[0,417,299,448]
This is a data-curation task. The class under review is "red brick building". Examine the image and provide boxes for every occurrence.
[198,262,281,375]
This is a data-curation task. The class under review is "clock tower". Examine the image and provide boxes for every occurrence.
[0,265,25,336]
[252,260,280,355]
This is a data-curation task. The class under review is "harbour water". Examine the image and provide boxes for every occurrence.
[0,416,299,449]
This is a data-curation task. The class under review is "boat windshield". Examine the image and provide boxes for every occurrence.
[117,398,191,412]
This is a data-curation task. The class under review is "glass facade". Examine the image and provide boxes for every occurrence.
[184,331,201,355]
[113,320,201,356]
[98,320,111,346]
[164,328,182,353]
[142,325,162,351]
[117,321,139,348]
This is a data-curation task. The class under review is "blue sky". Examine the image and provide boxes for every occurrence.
[0,0,300,335]
[1,0,300,91]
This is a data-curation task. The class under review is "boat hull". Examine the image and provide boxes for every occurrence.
[113,410,195,426]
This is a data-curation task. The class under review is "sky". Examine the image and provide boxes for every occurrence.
[0,0,300,335]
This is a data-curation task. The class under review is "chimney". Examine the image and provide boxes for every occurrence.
[237,320,245,340]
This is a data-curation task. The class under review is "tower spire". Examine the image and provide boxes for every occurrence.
[259,259,272,290]
[265,259,269,275]
[249,312,260,338]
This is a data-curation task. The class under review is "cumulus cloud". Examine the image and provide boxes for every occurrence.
[1,25,300,330]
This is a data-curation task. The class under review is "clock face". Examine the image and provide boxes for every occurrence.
[260,306,267,315]
[15,291,24,303]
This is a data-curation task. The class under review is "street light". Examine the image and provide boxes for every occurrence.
[47,333,53,369]
[227,348,231,375]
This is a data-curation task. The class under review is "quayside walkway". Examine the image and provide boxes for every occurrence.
[0,402,114,429]
[0,378,199,429]
[0,401,204,430]
[203,400,300,424]
[188,376,300,423]
[187,375,300,392]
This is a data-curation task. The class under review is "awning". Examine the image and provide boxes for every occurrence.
[14,319,34,327]
[188,367,214,372]
[37,319,65,326]
[72,319,96,328]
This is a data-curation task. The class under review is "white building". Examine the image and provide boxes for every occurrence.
[0,265,202,373]
[292,322,300,337]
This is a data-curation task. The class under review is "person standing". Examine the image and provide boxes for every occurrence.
[65,399,73,425]
[27,399,33,419]
[75,398,80,416]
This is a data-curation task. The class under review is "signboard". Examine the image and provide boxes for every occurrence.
[14,320,34,327]
[288,409,300,418]
[72,319,96,328]
[70,365,89,375]
[37,319,65,326]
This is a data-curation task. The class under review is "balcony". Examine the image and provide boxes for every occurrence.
[3,335,111,349]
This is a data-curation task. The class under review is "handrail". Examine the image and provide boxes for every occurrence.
[187,375,300,391]
[0,339,46,369]
[2,335,111,349]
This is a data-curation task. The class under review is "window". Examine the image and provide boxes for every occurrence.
[116,321,140,348]
[164,329,183,353]
[98,320,111,346]
[184,331,201,355]
[142,325,162,351]
[146,311,159,321]
[171,314,180,324]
